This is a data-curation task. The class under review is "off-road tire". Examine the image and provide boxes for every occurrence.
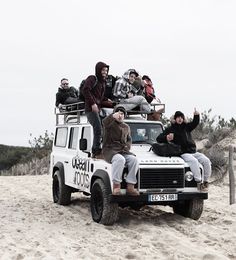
[173,199,204,220]
[90,179,118,225]
[52,170,71,205]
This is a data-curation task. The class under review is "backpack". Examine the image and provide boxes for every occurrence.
[143,79,156,103]
[79,75,98,101]
[152,142,182,157]
[104,75,118,100]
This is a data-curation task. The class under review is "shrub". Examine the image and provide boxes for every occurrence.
[204,145,228,181]
[208,127,232,144]
[29,130,54,159]
[0,145,32,171]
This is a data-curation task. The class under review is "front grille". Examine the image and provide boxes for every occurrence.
[140,168,184,189]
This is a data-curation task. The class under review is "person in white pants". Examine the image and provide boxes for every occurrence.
[102,106,139,196]
[156,109,211,191]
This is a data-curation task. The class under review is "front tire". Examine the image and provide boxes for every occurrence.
[90,179,118,225]
[173,199,204,220]
[52,170,71,205]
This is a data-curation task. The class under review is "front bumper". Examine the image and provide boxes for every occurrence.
[110,191,208,205]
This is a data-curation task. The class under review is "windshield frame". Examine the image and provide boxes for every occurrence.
[126,121,163,145]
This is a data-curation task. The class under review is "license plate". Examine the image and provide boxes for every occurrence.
[148,194,178,202]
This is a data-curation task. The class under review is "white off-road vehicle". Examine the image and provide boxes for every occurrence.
[50,103,208,225]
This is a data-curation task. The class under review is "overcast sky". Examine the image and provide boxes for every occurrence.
[1,0,235,147]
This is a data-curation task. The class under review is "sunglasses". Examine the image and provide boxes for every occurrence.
[62,83,69,86]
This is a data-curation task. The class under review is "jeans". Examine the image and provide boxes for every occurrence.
[86,111,102,154]
[111,154,139,184]
[120,96,151,112]
[181,152,212,182]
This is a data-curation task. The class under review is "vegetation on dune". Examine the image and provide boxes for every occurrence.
[0,131,53,173]
[0,145,32,171]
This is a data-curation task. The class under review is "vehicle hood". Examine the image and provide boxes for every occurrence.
[130,144,185,165]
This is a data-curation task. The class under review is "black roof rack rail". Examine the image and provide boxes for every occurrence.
[54,102,85,125]
[54,102,165,125]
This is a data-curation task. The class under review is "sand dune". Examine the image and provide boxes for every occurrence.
[0,174,235,260]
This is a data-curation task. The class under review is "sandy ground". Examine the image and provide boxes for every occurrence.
[0,174,236,260]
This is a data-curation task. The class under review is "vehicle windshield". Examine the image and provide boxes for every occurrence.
[128,122,163,144]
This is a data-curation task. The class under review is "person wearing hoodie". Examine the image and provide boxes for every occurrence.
[102,106,139,196]
[83,61,109,158]
[113,69,152,113]
[156,109,211,192]
[55,78,80,108]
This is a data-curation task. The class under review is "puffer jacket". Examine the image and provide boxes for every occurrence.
[55,87,79,107]
[156,114,200,154]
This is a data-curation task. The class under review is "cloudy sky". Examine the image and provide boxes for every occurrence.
[1,0,235,146]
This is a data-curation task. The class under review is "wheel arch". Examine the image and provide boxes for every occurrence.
[90,170,112,194]
[52,162,65,180]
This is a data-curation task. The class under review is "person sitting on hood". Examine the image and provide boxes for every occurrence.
[102,106,139,196]
[156,109,211,192]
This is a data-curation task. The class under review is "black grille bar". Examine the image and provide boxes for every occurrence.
[140,168,184,189]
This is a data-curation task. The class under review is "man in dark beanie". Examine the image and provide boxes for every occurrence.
[156,108,211,192]
[102,106,139,196]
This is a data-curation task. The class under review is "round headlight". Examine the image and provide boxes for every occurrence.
[185,171,194,181]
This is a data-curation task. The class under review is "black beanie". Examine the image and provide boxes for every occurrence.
[113,106,127,117]
[174,111,185,120]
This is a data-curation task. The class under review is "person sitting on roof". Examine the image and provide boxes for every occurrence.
[141,75,159,104]
[113,69,161,120]
[113,69,151,113]
[55,78,82,110]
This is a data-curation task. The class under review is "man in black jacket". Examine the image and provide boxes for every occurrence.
[156,109,211,191]
[55,78,80,108]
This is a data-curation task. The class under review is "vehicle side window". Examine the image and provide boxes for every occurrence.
[69,127,79,149]
[55,127,68,147]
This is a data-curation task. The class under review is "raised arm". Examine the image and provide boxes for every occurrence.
[187,108,200,131]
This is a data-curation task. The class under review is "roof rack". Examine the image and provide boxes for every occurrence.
[125,103,165,115]
[55,102,85,125]
[55,102,165,125]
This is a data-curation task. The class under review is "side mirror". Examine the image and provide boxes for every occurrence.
[79,138,87,151]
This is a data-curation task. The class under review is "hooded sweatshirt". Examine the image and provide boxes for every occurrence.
[113,69,139,99]
[83,61,109,112]
[156,114,200,154]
